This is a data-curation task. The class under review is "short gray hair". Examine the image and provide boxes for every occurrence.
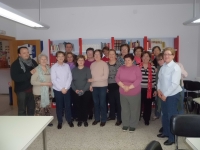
[38,53,48,62]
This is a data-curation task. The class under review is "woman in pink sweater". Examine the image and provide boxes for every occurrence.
[115,54,142,132]
[89,50,109,127]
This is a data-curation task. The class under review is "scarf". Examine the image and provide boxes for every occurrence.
[36,65,53,107]
[140,62,152,99]
[134,56,141,65]
[19,56,34,72]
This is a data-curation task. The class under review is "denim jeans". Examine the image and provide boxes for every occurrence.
[161,92,180,142]
[92,87,107,123]
[53,89,72,123]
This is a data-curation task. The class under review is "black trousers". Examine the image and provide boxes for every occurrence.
[16,91,35,116]
[88,91,94,117]
[108,88,121,121]
[141,88,154,122]
[72,90,90,122]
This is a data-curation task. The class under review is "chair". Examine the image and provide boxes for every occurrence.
[170,114,200,150]
[185,97,195,113]
[145,141,163,150]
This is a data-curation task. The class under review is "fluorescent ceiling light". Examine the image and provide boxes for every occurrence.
[0,2,49,29]
[183,16,200,25]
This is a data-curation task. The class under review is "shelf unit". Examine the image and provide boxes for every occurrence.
[48,36,179,66]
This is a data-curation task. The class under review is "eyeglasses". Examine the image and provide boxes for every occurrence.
[164,54,173,56]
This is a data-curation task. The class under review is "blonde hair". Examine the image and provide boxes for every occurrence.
[163,47,175,56]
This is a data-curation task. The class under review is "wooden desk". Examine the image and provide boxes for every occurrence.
[186,138,200,150]
[0,116,53,150]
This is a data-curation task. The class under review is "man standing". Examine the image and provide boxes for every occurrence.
[51,51,74,129]
[64,42,77,60]
[10,47,38,116]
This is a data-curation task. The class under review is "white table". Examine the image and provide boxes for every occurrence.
[193,97,200,104]
[0,116,53,150]
[186,138,200,150]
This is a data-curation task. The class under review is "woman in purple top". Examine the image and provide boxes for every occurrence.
[65,52,76,70]
[115,54,142,132]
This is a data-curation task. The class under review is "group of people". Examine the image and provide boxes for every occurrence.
[10,42,188,146]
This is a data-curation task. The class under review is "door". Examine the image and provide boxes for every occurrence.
[11,40,41,106]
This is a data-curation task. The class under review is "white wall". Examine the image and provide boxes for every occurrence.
[16,4,199,80]
[0,17,16,37]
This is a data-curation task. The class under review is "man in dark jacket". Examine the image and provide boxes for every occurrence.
[10,47,38,116]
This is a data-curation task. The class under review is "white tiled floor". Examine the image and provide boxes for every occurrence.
[0,94,192,150]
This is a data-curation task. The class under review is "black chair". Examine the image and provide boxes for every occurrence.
[185,97,195,113]
[170,114,200,150]
[145,141,163,150]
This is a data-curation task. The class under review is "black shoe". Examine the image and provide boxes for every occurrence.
[115,121,122,126]
[100,122,106,127]
[164,140,174,145]
[92,120,100,125]
[84,121,88,127]
[68,122,74,127]
[48,123,53,127]
[157,134,168,138]
[77,121,82,127]
[88,115,93,120]
[145,121,149,126]
[159,127,163,133]
[107,117,115,121]
[57,123,62,129]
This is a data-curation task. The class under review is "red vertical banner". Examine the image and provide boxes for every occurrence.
[79,38,82,55]
[143,36,148,51]
[174,36,179,62]
[111,37,114,49]
[48,39,53,66]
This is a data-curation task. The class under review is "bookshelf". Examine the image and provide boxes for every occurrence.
[143,36,179,62]
[48,36,180,65]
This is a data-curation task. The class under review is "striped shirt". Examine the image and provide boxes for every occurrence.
[140,65,156,88]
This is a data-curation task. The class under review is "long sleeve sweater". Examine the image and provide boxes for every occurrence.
[71,67,92,93]
[115,65,142,96]
[90,60,109,87]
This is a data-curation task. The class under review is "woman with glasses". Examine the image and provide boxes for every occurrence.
[157,47,182,146]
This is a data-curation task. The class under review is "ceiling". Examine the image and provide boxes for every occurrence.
[0,0,198,9]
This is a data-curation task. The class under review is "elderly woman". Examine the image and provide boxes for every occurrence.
[140,51,156,126]
[133,46,143,65]
[115,54,142,132]
[117,44,130,65]
[157,47,182,146]
[71,55,92,127]
[89,50,109,127]
[31,54,53,126]
[107,49,122,126]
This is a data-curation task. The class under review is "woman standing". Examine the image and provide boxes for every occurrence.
[140,51,156,126]
[157,47,182,145]
[31,54,53,126]
[107,49,122,126]
[65,52,76,120]
[133,46,143,65]
[71,55,92,127]
[152,46,161,68]
[115,54,142,132]
[117,44,130,65]
[65,52,76,70]
[89,50,109,127]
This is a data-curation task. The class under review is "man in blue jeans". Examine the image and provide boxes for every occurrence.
[51,51,73,129]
